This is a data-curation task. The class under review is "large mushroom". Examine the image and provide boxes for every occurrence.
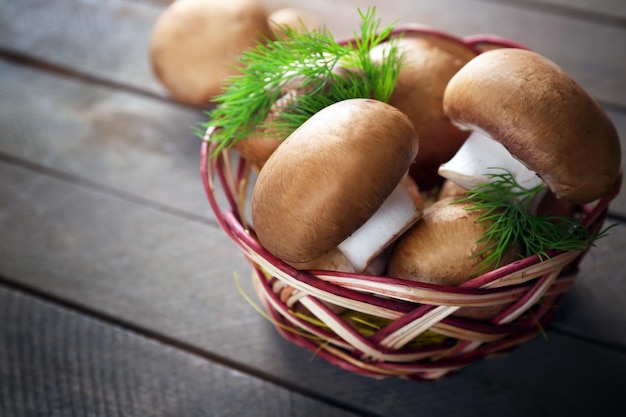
[149,0,272,106]
[439,48,621,205]
[369,31,477,188]
[251,98,420,272]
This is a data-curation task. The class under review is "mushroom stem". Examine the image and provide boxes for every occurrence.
[438,131,547,211]
[337,183,421,272]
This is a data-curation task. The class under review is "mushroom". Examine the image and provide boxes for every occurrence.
[440,48,621,205]
[267,8,320,40]
[251,98,420,272]
[231,76,312,168]
[387,198,521,319]
[149,0,272,106]
[369,32,477,188]
[437,178,468,201]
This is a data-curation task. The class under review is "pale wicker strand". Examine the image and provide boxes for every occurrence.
[379,305,462,350]
[428,323,505,343]
[481,250,581,289]
[312,274,540,307]
[495,268,560,324]
[318,342,467,379]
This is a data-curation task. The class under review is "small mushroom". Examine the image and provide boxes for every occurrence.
[149,0,272,106]
[387,198,520,319]
[231,76,312,168]
[440,48,621,204]
[251,98,420,272]
[369,32,477,188]
[388,198,519,286]
[437,178,468,201]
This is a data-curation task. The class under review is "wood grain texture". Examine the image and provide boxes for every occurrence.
[1,1,626,416]
[503,0,626,21]
[1,157,625,417]
[1,0,626,108]
[0,0,166,96]
[0,286,361,417]
[0,59,213,221]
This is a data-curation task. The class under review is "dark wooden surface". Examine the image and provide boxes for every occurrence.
[1,0,625,416]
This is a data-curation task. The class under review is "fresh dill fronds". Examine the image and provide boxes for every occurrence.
[455,169,610,275]
[199,7,404,154]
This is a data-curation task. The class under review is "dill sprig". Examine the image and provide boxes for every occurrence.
[199,7,403,153]
[455,169,610,275]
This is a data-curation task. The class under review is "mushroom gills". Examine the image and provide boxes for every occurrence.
[438,130,547,211]
[337,183,421,272]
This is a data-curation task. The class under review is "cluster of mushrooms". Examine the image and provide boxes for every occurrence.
[150,1,621,320]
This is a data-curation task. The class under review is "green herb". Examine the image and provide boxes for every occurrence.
[198,7,404,154]
[455,169,610,275]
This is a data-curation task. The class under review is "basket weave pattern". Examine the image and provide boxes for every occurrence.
[200,30,619,380]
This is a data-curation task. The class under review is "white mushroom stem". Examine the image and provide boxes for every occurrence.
[337,183,421,272]
[438,131,547,212]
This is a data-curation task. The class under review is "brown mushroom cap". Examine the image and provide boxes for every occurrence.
[387,198,521,320]
[252,98,418,263]
[443,48,621,204]
[268,8,320,39]
[387,198,520,286]
[437,179,468,201]
[149,0,272,106]
[369,34,476,188]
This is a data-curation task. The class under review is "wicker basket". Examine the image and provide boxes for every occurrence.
[200,27,621,381]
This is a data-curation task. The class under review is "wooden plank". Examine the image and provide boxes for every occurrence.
[0,286,361,417]
[505,0,626,21]
[0,59,212,221]
[1,159,625,417]
[141,0,626,22]
[1,0,626,108]
[0,0,166,97]
[551,221,626,346]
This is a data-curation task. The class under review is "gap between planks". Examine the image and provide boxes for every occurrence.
[0,48,206,113]
[0,151,220,230]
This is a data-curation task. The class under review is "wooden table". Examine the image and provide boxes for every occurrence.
[1,0,625,416]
